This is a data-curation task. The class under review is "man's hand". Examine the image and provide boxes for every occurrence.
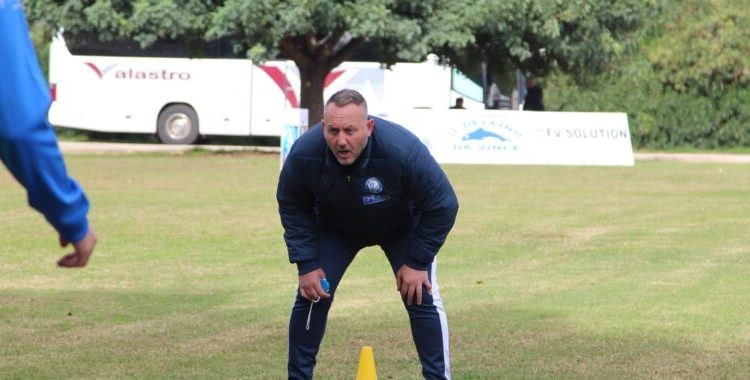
[57,228,97,268]
[396,264,431,305]
[298,268,330,302]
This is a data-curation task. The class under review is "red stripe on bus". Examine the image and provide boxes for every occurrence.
[259,66,299,108]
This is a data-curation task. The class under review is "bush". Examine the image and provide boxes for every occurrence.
[547,71,750,150]
[545,0,750,150]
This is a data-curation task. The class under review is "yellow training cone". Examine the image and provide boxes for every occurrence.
[355,346,377,380]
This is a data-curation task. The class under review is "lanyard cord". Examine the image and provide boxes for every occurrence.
[305,296,321,331]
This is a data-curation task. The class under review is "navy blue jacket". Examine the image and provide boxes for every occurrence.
[0,3,90,243]
[277,116,459,274]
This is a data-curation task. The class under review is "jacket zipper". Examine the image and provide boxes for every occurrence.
[345,174,352,225]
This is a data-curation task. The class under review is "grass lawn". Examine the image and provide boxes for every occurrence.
[1,152,749,378]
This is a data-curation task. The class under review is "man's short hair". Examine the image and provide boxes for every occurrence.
[325,89,368,116]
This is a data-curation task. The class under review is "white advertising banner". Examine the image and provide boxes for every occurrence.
[280,108,309,169]
[381,110,634,166]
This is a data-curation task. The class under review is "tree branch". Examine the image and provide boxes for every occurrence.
[305,32,319,54]
[328,36,364,70]
[281,35,312,68]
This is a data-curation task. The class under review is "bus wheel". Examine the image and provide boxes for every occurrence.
[157,104,199,144]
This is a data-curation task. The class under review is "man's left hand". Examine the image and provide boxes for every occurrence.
[57,228,97,268]
[396,264,431,305]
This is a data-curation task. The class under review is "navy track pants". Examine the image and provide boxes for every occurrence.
[287,229,451,379]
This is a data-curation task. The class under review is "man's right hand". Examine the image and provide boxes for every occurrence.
[57,228,97,268]
[299,268,330,302]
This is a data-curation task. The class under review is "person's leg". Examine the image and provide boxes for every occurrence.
[288,229,363,379]
[381,232,451,380]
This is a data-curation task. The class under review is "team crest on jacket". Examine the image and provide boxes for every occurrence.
[365,177,383,193]
[362,177,388,205]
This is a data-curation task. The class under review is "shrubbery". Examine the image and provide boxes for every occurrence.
[549,74,750,149]
[546,0,750,150]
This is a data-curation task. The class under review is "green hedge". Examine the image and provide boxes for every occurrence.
[547,67,750,150]
[546,0,750,150]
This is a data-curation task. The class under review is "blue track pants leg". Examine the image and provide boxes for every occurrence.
[287,230,361,379]
[381,233,451,380]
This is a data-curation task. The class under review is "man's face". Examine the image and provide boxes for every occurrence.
[322,103,374,165]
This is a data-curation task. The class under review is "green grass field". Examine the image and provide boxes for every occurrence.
[1,152,749,379]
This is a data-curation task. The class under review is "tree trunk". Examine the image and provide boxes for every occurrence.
[297,63,329,128]
[281,33,363,128]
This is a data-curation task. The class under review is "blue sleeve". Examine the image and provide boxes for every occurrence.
[277,150,320,275]
[0,3,90,243]
[404,142,459,270]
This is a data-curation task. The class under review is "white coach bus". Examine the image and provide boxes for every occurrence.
[47,34,483,144]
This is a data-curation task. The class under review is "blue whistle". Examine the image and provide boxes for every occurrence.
[321,278,330,293]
